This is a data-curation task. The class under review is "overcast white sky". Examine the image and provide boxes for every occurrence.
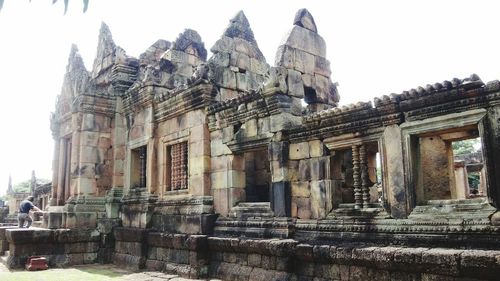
[1,0,499,195]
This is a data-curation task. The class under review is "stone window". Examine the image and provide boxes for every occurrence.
[330,142,381,209]
[166,142,188,191]
[131,145,147,188]
[414,132,486,203]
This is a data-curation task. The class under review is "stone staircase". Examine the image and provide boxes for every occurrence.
[328,202,391,219]
[408,197,495,220]
[215,202,294,238]
[228,202,275,219]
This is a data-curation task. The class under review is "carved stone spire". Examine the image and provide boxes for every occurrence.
[293,8,317,33]
[275,9,339,111]
[209,11,269,100]
[156,29,206,88]
[7,174,12,195]
[92,22,117,78]
[67,44,87,73]
[59,44,90,102]
[172,29,207,61]
[30,170,37,194]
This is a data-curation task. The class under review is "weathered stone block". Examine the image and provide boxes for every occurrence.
[64,212,97,229]
[275,45,294,69]
[421,248,463,276]
[290,142,310,160]
[298,159,311,181]
[287,69,305,98]
[211,138,231,157]
[309,140,326,157]
[47,212,64,229]
[281,25,327,57]
[211,36,234,53]
[310,157,327,180]
[231,51,250,70]
[6,228,54,244]
[248,253,261,267]
[292,181,310,197]
[145,259,165,271]
[382,125,408,218]
[236,72,248,91]
[269,113,302,133]
[310,180,327,218]
[294,49,315,74]
[271,160,288,182]
[271,181,291,217]
[114,227,148,242]
[295,197,311,219]
[189,156,211,175]
[250,57,268,75]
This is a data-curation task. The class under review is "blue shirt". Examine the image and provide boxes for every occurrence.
[19,200,34,213]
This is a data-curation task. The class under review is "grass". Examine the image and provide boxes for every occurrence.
[0,265,129,281]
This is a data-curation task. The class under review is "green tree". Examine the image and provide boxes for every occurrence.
[452,138,480,155]
[0,0,89,14]
[12,178,50,193]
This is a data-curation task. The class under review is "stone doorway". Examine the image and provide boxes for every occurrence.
[244,149,271,202]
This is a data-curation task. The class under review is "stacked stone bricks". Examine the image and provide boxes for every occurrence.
[208,11,270,101]
[276,8,339,112]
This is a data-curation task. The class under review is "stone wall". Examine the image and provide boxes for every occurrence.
[4,228,100,268]
[113,227,209,279]
[3,218,118,268]
[207,237,500,281]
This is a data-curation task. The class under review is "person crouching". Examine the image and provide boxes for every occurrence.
[18,196,42,228]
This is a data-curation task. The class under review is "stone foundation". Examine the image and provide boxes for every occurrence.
[208,237,500,281]
[4,228,100,268]
[3,217,119,268]
[113,227,209,279]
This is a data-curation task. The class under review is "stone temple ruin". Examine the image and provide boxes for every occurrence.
[1,9,500,280]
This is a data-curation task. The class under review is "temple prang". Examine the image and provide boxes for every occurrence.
[1,8,500,280]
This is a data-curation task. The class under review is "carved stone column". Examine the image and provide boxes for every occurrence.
[50,139,60,206]
[56,139,66,206]
[360,145,370,208]
[352,145,362,209]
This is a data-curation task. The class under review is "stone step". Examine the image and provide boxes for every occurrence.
[411,203,491,213]
[236,202,271,208]
[229,202,275,218]
[409,199,496,220]
[426,197,487,205]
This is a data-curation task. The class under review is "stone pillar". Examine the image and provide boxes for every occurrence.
[112,97,126,191]
[56,138,66,206]
[352,145,362,209]
[454,161,468,199]
[269,141,291,217]
[211,129,245,216]
[479,167,487,196]
[50,139,60,206]
[360,145,370,208]
[382,125,409,218]
[482,106,500,207]
[64,138,72,201]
